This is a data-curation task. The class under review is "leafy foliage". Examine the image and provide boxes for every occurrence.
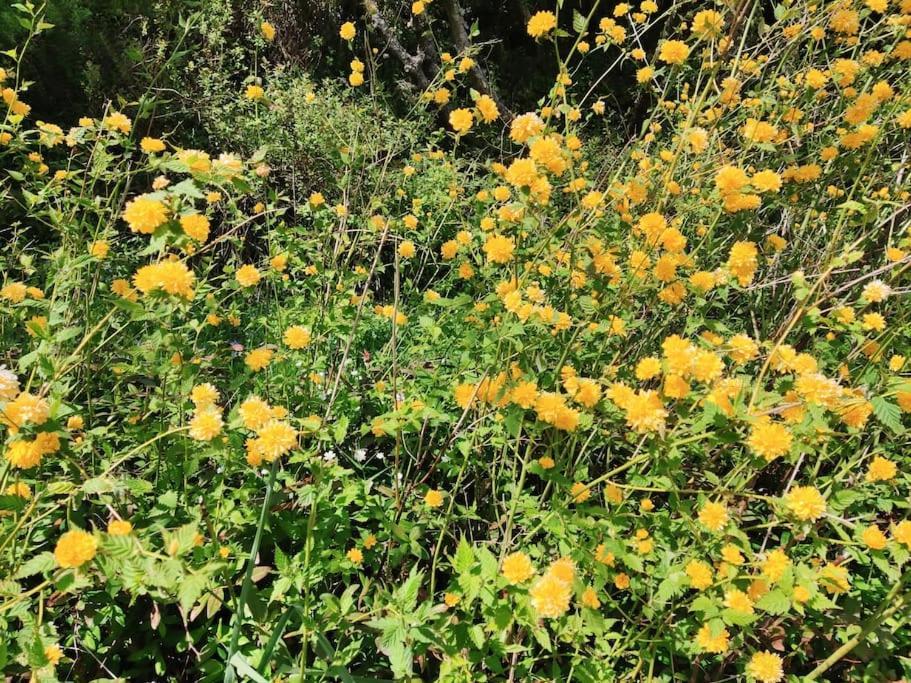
[1,1,911,682]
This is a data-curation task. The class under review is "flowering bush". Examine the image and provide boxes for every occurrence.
[2,1,911,681]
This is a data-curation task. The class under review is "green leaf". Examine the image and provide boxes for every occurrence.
[229,653,270,683]
[654,569,687,606]
[14,552,55,580]
[396,567,423,611]
[721,608,758,626]
[572,9,588,33]
[83,476,116,494]
[756,589,790,615]
[179,573,207,612]
[101,533,137,560]
[386,640,413,679]
[0,495,27,512]
[872,396,904,434]
[333,415,349,444]
[453,536,474,576]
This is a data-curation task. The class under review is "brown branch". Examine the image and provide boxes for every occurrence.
[362,1,431,91]
[438,0,514,121]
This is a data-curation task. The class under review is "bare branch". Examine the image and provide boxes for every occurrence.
[362,1,431,91]
[438,0,514,121]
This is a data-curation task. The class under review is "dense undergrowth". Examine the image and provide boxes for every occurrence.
[2,0,911,681]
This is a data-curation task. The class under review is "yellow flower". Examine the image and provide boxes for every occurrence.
[509,112,544,143]
[424,489,444,507]
[685,560,713,590]
[180,213,210,242]
[5,482,31,498]
[698,501,728,532]
[727,334,758,363]
[505,157,538,187]
[449,108,473,135]
[244,347,274,371]
[140,137,166,153]
[695,623,729,653]
[570,482,590,503]
[339,22,356,41]
[658,40,690,64]
[861,525,887,550]
[691,350,724,383]
[103,111,131,133]
[793,585,811,603]
[715,165,749,194]
[239,396,273,429]
[501,551,535,584]
[747,418,792,461]
[861,312,885,331]
[723,588,754,614]
[0,281,28,303]
[347,547,363,564]
[476,94,499,122]
[752,169,782,193]
[190,383,219,408]
[820,563,850,594]
[530,572,572,618]
[0,392,50,433]
[89,240,109,259]
[444,592,460,607]
[893,521,911,548]
[236,265,262,287]
[189,407,223,441]
[254,419,297,460]
[283,325,311,349]
[721,544,745,566]
[483,234,515,264]
[107,520,133,536]
[636,66,655,83]
[398,240,416,258]
[580,586,601,609]
[54,529,98,568]
[44,644,63,666]
[635,356,662,380]
[623,390,667,433]
[133,261,195,299]
[784,485,826,521]
[527,11,557,38]
[691,9,724,39]
[727,240,759,286]
[866,455,896,482]
[260,21,276,41]
[761,549,791,582]
[746,651,783,683]
[123,196,168,234]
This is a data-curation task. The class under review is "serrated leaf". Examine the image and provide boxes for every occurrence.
[654,569,687,606]
[872,396,904,434]
[179,573,207,612]
[453,536,474,576]
[572,9,587,33]
[386,640,412,679]
[101,533,137,560]
[756,589,790,615]
[333,415,349,444]
[14,552,55,580]
[396,566,423,611]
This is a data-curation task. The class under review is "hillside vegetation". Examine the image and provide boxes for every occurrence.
[1,0,911,681]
